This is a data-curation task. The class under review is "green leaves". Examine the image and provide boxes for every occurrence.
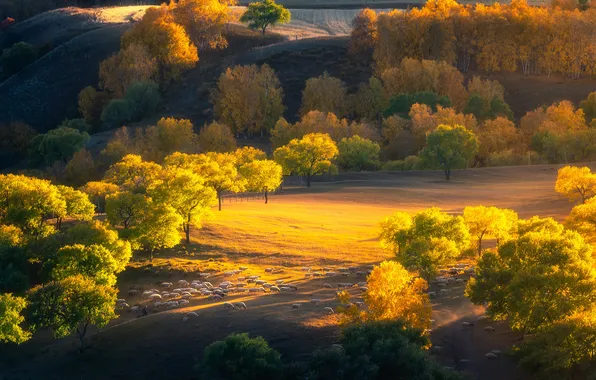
[337,135,381,171]
[29,127,90,165]
[240,0,291,34]
[0,293,30,344]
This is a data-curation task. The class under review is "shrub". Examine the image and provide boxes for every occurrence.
[101,99,135,130]
[381,160,406,171]
[337,135,380,171]
[29,127,90,165]
[123,81,161,120]
[195,333,283,380]
[59,118,91,133]
[197,122,236,153]
[78,86,111,127]
[1,42,38,76]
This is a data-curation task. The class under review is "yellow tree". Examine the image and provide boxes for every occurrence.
[121,6,198,83]
[212,64,284,136]
[149,167,216,244]
[171,0,230,50]
[105,192,149,229]
[146,117,198,159]
[348,8,378,61]
[55,185,95,230]
[580,92,596,125]
[104,154,163,193]
[300,72,348,117]
[0,293,31,344]
[270,111,349,148]
[133,203,183,261]
[352,77,387,121]
[98,43,157,97]
[239,160,283,204]
[567,197,596,240]
[273,133,338,187]
[338,261,431,330]
[555,166,596,204]
[475,116,521,163]
[197,122,237,153]
[80,181,120,214]
[463,206,518,255]
[233,146,267,166]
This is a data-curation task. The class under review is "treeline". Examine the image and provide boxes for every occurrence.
[353,0,596,78]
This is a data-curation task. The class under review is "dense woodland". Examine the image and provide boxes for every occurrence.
[1,0,596,378]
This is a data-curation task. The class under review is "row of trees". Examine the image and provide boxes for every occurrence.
[353,0,596,77]
[0,175,132,347]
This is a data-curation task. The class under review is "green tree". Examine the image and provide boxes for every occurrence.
[353,77,387,120]
[579,92,596,125]
[123,81,161,120]
[240,0,291,34]
[29,127,90,165]
[133,203,183,261]
[420,124,479,180]
[149,167,216,244]
[59,118,91,133]
[383,92,452,117]
[273,133,338,187]
[239,160,283,204]
[100,99,135,130]
[0,174,66,237]
[51,244,120,286]
[78,86,110,127]
[301,72,348,117]
[55,185,95,230]
[105,192,149,229]
[197,122,237,153]
[0,42,37,76]
[104,154,162,193]
[26,275,117,349]
[466,217,596,333]
[337,135,380,171]
[79,181,120,213]
[464,94,514,121]
[196,333,283,380]
[379,208,471,280]
[0,293,31,344]
[463,206,518,255]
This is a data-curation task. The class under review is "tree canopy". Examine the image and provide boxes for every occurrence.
[463,206,518,255]
[337,135,381,171]
[273,133,338,187]
[29,127,90,165]
[240,0,291,35]
[555,165,596,204]
[239,160,283,204]
[0,293,30,344]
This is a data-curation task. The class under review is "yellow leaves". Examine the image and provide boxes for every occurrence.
[348,8,378,59]
[171,0,230,50]
[300,72,348,118]
[555,166,596,203]
[99,43,157,97]
[197,122,237,153]
[463,206,518,254]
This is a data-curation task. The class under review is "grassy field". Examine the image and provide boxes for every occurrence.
[1,164,585,380]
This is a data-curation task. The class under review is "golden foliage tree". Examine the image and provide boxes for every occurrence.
[463,206,518,255]
[300,72,348,117]
[197,122,237,153]
[348,8,378,61]
[99,43,158,97]
[475,116,521,163]
[121,6,198,83]
[212,64,284,136]
[555,165,596,204]
[171,0,231,50]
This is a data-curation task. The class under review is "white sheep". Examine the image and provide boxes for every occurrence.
[325,272,338,277]
[177,280,189,287]
[310,299,321,305]
[187,312,198,317]
[439,288,450,294]
[270,286,281,292]
[313,272,324,277]
[484,326,495,332]
[324,307,334,314]
[239,266,248,271]
[234,302,247,310]
[130,306,139,313]
[199,273,211,278]
[324,283,332,288]
[149,294,162,300]
[161,282,173,288]
[275,280,285,285]
[477,315,488,322]
[292,303,301,309]
[255,280,267,285]
[224,302,235,309]
[116,298,126,304]
[428,292,437,297]
[128,289,139,296]
[179,299,190,305]
[265,268,273,273]
[485,352,497,359]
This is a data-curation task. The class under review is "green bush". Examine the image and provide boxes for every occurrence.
[195,333,283,380]
[29,127,90,165]
[124,81,161,120]
[101,99,135,130]
[384,92,452,117]
[464,94,513,121]
[307,320,462,380]
[59,118,92,133]
[337,136,381,171]
[1,42,38,76]
[382,160,406,171]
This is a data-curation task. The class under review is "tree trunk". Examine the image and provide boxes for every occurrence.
[445,167,451,181]
[306,174,311,187]
[477,237,483,257]
[184,217,191,244]
[150,248,154,262]
[57,217,62,231]
[262,26,266,34]
[218,192,222,211]
[264,189,268,204]
[76,323,89,352]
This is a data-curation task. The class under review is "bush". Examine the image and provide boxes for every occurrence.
[1,42,38,76]
[78,86,111,127]
[196,333,283,380]
[59,118,91,133]
[124,81,161,120]
[381,160,406,171]
[197,122,237,153]
[101,99,135,130]
[29,127,90,165]
[307,320,461,380]
[384,92,452,117]
[337,136,380,171]
[464,94,513,121]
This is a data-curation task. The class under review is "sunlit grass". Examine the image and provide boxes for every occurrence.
[191,197,395,266]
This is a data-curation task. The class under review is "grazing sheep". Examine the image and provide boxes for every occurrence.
[247,279,255,284]
[270,286,281,292]
[248,275,260,280]
[255,280,267,285]
[119,303,130,309]
[265,268,273,273]
[313,272,324,277]
[149,294,162,300]
[428,292,437,297]
[128,289,139,296]
[484,326,495,332]
[285,285,298,291]
[292,303,301,309]
[325,272,338,277]
[187,312,198,317]
[154,301,163,308]
[477,316,488,322]
[239,266,248,271]
[485,353,498,359]
[439,288,450,294]
[224,302,235,309]
[199,273,210,278]
[324,307,334,314]
[301,267,311,272]
[461,322,473,327]
[224,271,234,277]
[237,277,246,281]
[161,282,173,288]
[234,302,247,310]
[236,282,246,287]
[359,287,368,292]
[179,299,190,305]
[324,284,332,288]
[182,317,189,322]
[235,288,248,293]
[178,280,189,287]
[331,344,343,350]
[142,291,154,299]
[263,284,272,289]
[209,294,222,301]
[130,306,139,313]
